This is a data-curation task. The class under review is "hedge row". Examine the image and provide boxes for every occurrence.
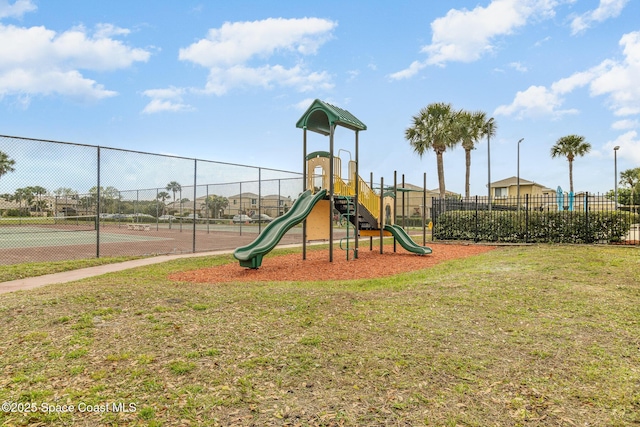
[433,210,639,243]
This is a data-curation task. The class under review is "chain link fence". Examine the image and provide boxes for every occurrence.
[0,135,304,265]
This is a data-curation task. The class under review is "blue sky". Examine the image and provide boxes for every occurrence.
[1,0,639,196]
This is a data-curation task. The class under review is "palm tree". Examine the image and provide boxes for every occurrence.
[157,191,170,216]
[203,195,229,218]
[102,186,120,214]
[13,188,29,214]
[166,181,181,208]
[405,102,460,198]
[26,185,48,213]
[619,167,640,210]
[550,134,591,194]
[458,110,493,199]
[0,150,16,181]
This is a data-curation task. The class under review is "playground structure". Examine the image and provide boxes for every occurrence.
[234,99,432,269]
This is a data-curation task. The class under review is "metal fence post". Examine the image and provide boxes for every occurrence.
[193,159,197,253]
[525,194,529,243]
[96,146,100,258]
[585,192,590,243]
[206,184,210,234]
[475,195,479,242]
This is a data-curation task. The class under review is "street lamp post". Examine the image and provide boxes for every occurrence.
[614,146,620,210]
[517,138,524,209]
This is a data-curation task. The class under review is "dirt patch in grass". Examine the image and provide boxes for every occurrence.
[169,243,497,283]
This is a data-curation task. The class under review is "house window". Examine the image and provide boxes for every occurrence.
[251,199,257,205]
[494,187,508,198]
[279,200,283,206]
[233,200,237,205]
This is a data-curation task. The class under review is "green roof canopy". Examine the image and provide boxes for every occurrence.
[296,99,367,136]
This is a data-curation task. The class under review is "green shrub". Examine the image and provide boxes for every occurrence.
[2,209,23,217]
[433,210,638,243]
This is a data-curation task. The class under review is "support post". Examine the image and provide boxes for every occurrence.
[329,124,335,263]
[258,167,262,235]
[370,172,373,251]
[400,174,405,254]
[354,130,359,259]
[380,176,384,254]
[303,127,307,260]
[423,172,427,246]
[393,171,397,253]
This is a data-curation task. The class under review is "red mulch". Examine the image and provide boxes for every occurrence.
[169,243,497,284]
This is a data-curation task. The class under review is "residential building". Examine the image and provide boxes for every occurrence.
[397,183,459,220]
[489,176,555,199]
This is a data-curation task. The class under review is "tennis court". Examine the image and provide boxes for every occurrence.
[0,216,304,264]
[0,216,171,249]
[0,229,171,249]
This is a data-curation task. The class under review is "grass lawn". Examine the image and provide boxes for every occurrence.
[0,256,145,283]
[0,245,638,426]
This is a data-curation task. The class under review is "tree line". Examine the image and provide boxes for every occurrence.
[0,155,230,218]
[403,102,630,200]
[2,127,639,214]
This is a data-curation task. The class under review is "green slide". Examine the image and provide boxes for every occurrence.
[234,189,327,269]
[383,224,432,255]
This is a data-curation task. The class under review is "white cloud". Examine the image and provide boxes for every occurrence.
[509,62,528,72]
[201,64,333,96]
[496,31,640,119]
[534,36,552,47]
[0,22,150,102]
[294,98,315,111]
[604,130,640,164]
[589,32,640,114]
[0,68,116,101]
[178,17,336,95]
[390,0,565,79]
[612,119,639,130]
[94,23,131,39]
[179,17,335,67]
[570,0,629,35]
[347,69,359,82]
[141,87,193,114]
[389,60,426,80]
[141,99,192,114]
[0,0,36,19]
[494,85,578,118]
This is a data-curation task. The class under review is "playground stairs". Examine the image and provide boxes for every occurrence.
[334,195,378,231]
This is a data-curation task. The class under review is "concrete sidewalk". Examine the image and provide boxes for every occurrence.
[0,240,342,295]
[0,249,233,295]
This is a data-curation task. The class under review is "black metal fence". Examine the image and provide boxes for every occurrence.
[0,135,305,265]
[432,194,640,245]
